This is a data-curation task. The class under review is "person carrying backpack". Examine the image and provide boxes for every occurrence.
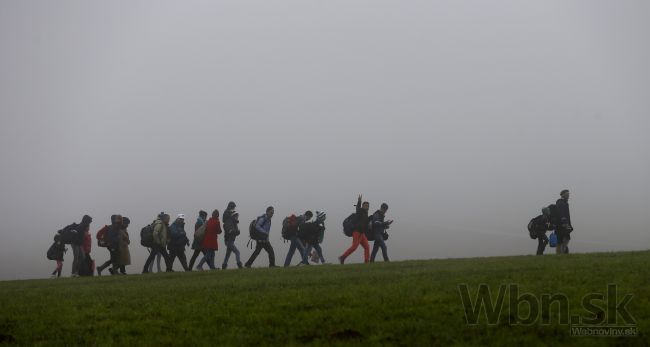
[143,214,173,273]
[302,211,327,264]
[244,206,277,268]
[370,203,393,263]
[339,195,371,264]
[222,202,243,270]
[555,189,574,254]
[168,214,190,271]
[529,208,554,255]
[47,234,66,279]
[188,210,208,270]
[116,217,131,274]
[97,215,123,276]
[68,215,92,277]
[198,210,222,270]
[283,211,312,267]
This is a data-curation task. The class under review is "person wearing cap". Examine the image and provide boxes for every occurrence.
[283,211,312,267]
[302,211,327,264]
[222,202,243,269]
[199,209,222,270]
[143,213,173,273]
[555,189,573,254]
[188,210,208,270]
[339,195,371,264]
[370,203,393,262]
[116,217,131,274]
[168,214,190,271]
[97,215,123,275]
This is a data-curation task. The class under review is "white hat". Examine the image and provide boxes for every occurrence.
[177,214,185,219]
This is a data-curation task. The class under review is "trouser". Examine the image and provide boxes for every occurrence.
[52,260,63,277]
[97,249,119,273]
[370,232,389,262]
[245,240,275,267]
[119,265,126,274]
[223,240,242,268]
[304,243,325,263]
[556,238,570,254]
[143,245,172,273]
[284,236,307,267]
[555,230,570,254]
[169,247,189,271]
[188,249,202,270]
[197,250,214,269]
[536,233,549,255]
[71,244,85,275]
[340,231,369,263]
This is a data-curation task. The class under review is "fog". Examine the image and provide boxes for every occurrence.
[1,1,648,280]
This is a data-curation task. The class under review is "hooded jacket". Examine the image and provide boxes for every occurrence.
[152,219,170,247]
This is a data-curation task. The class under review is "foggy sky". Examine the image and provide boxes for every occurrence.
[1,1,649,280]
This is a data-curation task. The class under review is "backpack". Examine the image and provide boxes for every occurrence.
[298,222,320,244]
[342,213,357,237]
[96,225,109,248]
[549,232,558,248]
[58,223,79,244]
[527,218,538,239]
[249,216,267,241]
[194,223,207,242]
[140,223,155,247]
[47,241,65,261]
[281,215,298,240]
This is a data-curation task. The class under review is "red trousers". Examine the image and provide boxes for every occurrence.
[341,231,369,263]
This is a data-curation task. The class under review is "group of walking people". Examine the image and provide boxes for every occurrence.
[528,189,574,255]
[46,195,395,278]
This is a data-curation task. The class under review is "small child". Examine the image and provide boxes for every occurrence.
[47,235,67,278]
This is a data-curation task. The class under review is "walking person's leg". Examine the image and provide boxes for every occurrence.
[284,238,298,267]
[223,243,233,269]
[245,242,264,268]
[179,251,189,271]
[536,234,548,255]
[231,242,242,268]
[377,236,388,262]
[263,241,276,267]
[314,243,325,263]
[143,249,158,273]
[360,233,370,263]
[340,231,361,263]
[71,244,80,276]
[188,249,201,270]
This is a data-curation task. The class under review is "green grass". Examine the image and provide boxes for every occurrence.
[1,251,649,346]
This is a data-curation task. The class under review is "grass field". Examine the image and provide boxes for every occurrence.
[1,251,649,346]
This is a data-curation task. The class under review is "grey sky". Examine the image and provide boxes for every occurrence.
[1,1,648,280]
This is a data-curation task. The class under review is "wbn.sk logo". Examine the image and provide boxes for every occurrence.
[458,284,637,337]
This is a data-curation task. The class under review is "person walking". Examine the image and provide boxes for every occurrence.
[168,214,190,271]
[370,203,393,262]
[555,190,573,254]
[222,202,243,269]
[97,215,123,276]
[302,211,327,264]
[283,211,312,267]
[188,210,208,270]
[198,210,221,270]
[143,214,173,273]
[48,234,66,279]
[529,208,554,255]
[245,206,277,268]
[117,217,132,274]
[339,195,371,264]
[70,215,92,277]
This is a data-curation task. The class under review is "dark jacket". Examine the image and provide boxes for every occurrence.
[530,215,554,235]
[371,210,390,235]
[223,216,240,242]
[106,223,121,250]
[555,198,572,240]
[72,215,92,246]
[355,197,369,233]
[169,221,190,249]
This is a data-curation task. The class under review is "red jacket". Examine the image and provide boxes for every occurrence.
[83,231,92,254]
[202,217,222,250]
